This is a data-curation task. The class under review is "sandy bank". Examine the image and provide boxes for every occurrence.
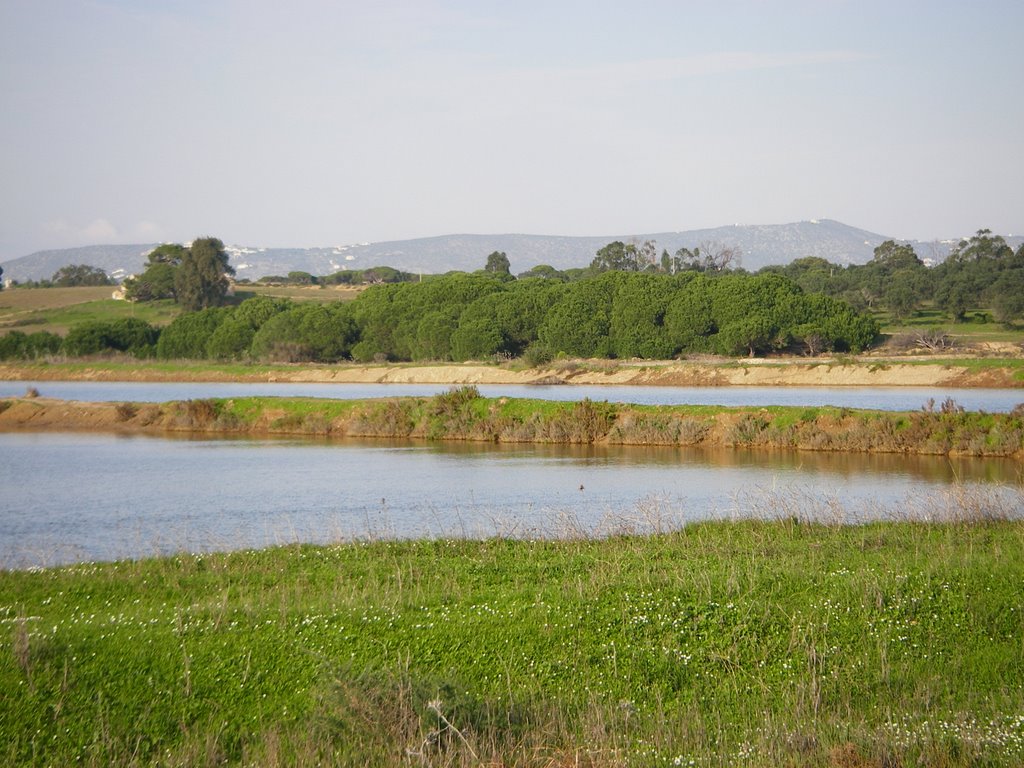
[2,358,1023,388]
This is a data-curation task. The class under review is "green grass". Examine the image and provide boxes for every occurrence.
[2,516,1023,766]
[0,282,364,338]
[0,295,181,335]
[1,358,339,379]
[233,285,364,304]
[876,305,1024,344]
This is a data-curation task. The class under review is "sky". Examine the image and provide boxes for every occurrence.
[1,0,1022,259]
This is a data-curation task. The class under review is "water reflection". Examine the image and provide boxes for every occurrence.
[346,436,1024,485]
[1,431,1020,569]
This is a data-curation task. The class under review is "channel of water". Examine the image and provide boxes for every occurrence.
[2,380,1023,411]
[1,429,1021,568]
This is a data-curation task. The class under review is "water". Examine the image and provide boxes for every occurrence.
[1,431,1020,568]
[2,380,1022,412]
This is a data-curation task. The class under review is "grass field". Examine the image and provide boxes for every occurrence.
[236,284,365,303]
[2,511,1023,767]
[0,284,365,336]
[875,307,1024,346]
[0,288,181,335]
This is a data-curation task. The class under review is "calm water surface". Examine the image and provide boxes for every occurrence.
[1,380,1023,412]
[1,431,1020,568]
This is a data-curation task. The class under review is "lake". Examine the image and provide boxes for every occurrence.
[2,380,1023,412]
[1,431,1020,568]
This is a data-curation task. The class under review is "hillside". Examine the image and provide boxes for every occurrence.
[3,220,1021,282]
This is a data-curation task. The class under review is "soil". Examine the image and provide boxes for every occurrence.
[2,357,1022,388]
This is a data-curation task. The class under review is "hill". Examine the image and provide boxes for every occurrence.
[3,220,1020,282]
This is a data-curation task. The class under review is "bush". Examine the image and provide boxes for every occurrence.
[156,308,228,359]
[521,343,555,368]
[62,319,160,357]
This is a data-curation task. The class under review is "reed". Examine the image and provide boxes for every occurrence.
[6,390,1020,459]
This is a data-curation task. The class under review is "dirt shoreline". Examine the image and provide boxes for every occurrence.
[2,394,1022,460]
[2,357,1023,388]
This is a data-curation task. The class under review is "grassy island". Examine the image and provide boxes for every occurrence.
[2,389,1023,459]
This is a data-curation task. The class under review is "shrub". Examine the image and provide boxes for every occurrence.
[156,308,229,359]
[62,318,159,357]
[521,343,555,368]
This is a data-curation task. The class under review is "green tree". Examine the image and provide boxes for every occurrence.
[248,303,359,363]
[517,264,566,280]
[609,273,677,358]
[884,269,929,322]
[946,229,1014,263]
[674,241,741,273]
[991,269,1024,323]
[484,251,512,278]
[764,256,841,295]
[870,240,923,272]
[123,244,189,300]
[174,238,235,311]
[156,307,229,359]
[287,271,318,285]
[450,318,503,360]
[932,230,1016,321]
[205,318,254,360]
[125,262,177,301]
[0,331,62,360]
[413,310,459,360]
[538,273,618,357]
[663,274,716,352]
[590,240,657,273]
[51,264,112,287]
[717,316,778,357]
[62,318,159,356]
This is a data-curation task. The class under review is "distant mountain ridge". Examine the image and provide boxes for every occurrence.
[3,220,1021,283]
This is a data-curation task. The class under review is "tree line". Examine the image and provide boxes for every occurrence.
[6,263,114,289]
[7,230,1022,328]
[763,230,1024,324]
[5,229,1019,365]
[0,269,878,363]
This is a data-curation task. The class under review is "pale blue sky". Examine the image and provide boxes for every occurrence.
[1,0,1021,258]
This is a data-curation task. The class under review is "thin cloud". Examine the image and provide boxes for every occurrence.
[552,50,875,85]
[42,218,164,247]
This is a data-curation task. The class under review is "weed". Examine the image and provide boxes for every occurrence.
[726,412,769,445]
[114,402,137,422]
[522,343,555,368]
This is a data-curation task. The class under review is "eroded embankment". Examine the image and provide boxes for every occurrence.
[2,357,1024,387]
[2,391,1022,459]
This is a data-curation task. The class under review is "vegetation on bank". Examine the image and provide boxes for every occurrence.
[0,270,879,364]
[3,390,1023,458]
[5,231,1024,367]
[2,516,1024,767]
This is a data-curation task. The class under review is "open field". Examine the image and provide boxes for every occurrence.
[2,515,1023,766]
[0,288,181,335]
[874,306,1024,345]
[236,284,365,303]
[0,285,364,336]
